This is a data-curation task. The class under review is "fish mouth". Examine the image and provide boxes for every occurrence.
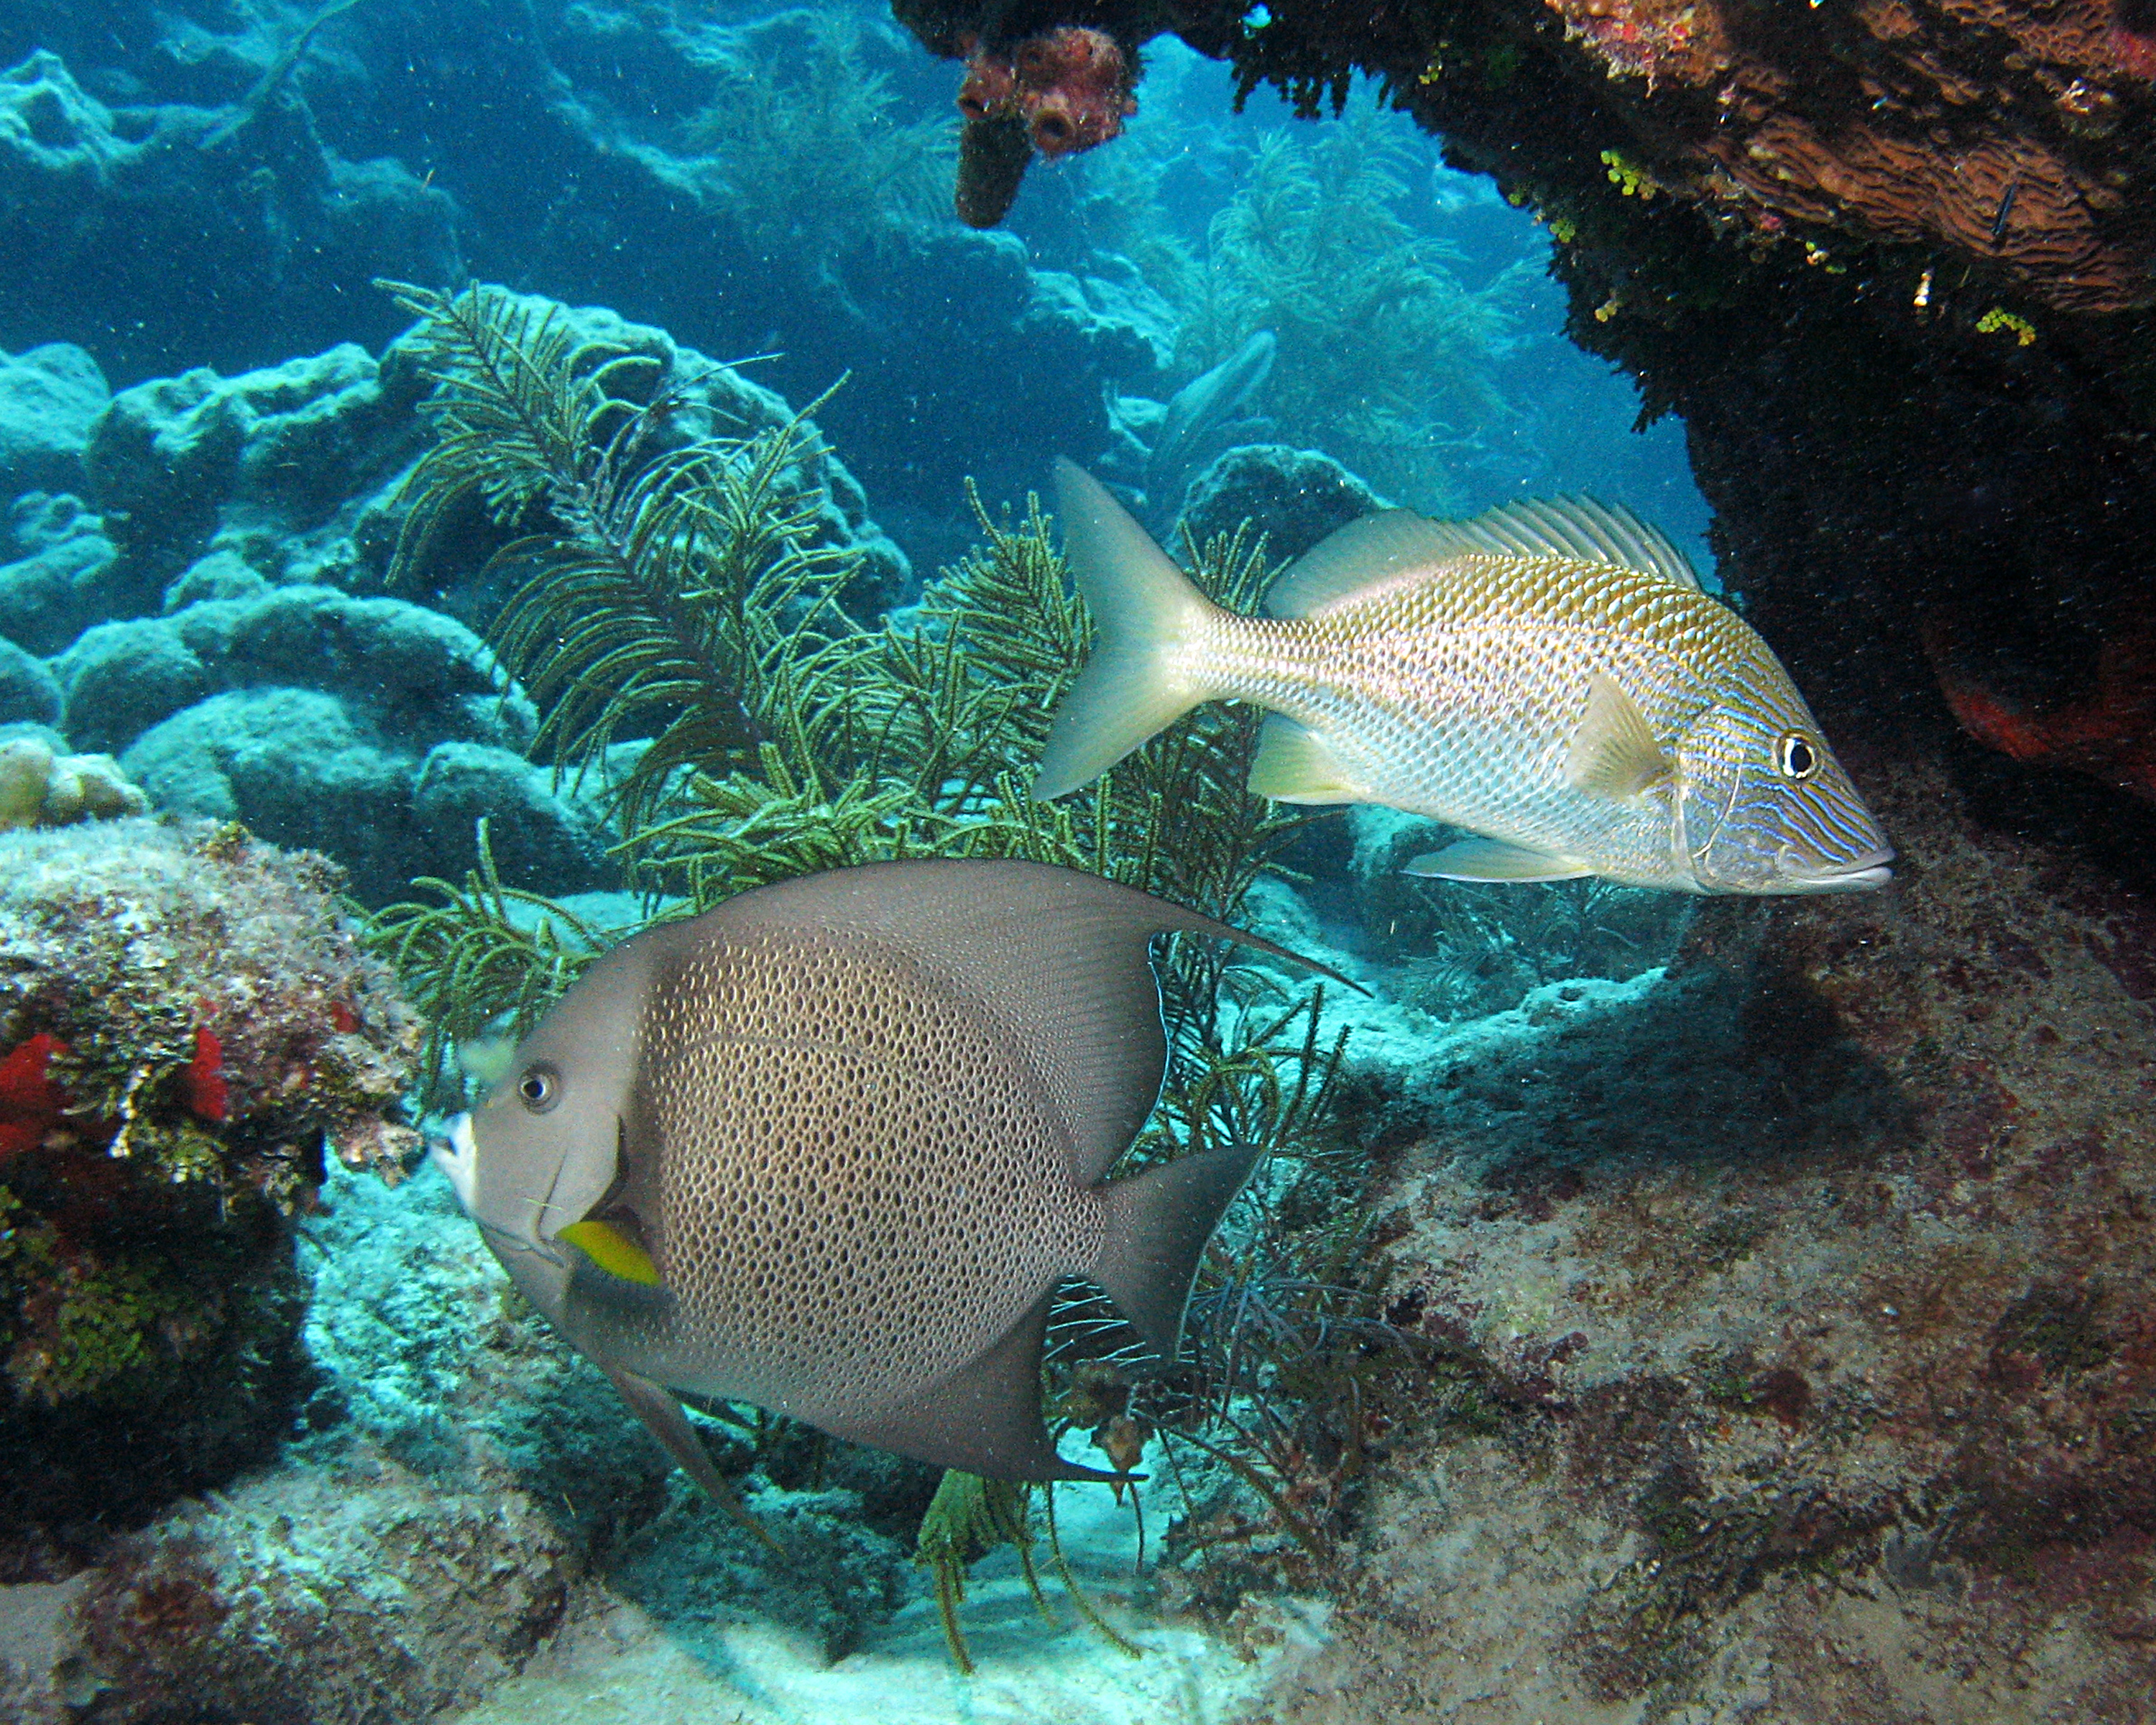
[1782,845,1896,893]
[430,1113,479,1213]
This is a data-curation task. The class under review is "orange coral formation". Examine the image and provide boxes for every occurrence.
[1543,0,2156,313]
[1925,613,2156,801]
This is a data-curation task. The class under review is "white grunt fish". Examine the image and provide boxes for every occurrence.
[1036,461,1893,896]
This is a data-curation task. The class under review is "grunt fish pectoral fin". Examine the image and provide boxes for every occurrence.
[1404,838,1594,883]
[597,1358,782,1555]
[1564,672,1671,801]
[1248,717,1373,804]
[850,1294,1125,1484]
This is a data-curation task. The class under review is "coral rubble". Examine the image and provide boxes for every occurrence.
[0,735,144,830]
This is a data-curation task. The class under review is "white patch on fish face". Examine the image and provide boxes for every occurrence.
[1679,701,1892,893]
[430,1113,479,1213]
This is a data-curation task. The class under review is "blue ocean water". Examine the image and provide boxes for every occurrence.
[1,3,2145,1721]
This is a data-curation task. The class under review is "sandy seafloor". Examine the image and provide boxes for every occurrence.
[445,1508,1330,1725]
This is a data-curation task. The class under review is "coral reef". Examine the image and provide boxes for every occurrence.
[83,340,428,604]
[0,492,116,658]
[0,46,458,385]
[1174,442,1386,564]
[1229,0,2155,317]
[1239,754,2156,1717]
[0,344,104,498]
[0,4,1181,525]
[0,288,918,906]
[0,816,418,1551]
[0,734,144,830]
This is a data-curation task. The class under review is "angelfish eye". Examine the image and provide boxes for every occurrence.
[516,1065,561,1113]
[1776,732,1820,781]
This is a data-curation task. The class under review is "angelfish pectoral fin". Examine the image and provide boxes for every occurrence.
[1564,671,1669,800]
[1404,838,1593,883]
[596,1358,781,1555]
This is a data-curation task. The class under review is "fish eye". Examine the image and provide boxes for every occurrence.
[1776,731,1821,781]
[516,1064,561,1113]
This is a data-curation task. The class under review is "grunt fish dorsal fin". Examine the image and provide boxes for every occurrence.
[1090,1141,1261,1363]
[1445,496,1702,592]
[1403,838,1594,883]
[1264,495,1701,620]
[1564,671,1672,801]
[849,1294,1125,1483]
[1248,716,1373,804]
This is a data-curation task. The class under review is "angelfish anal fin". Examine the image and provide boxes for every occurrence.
[1563,671,1669,801]
[1092,1141,1262,1363]
[1403,838,1594,883]
[849,1294,1125,1484]
[596,1357,782,1555]
[1248,716,1373,804]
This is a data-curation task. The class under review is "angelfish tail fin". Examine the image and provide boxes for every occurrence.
[598,1357,782,1555]
[1089,1142,1263,1363]
[1033,459,1225,801]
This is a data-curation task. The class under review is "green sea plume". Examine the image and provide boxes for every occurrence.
[371,278,1390,1657]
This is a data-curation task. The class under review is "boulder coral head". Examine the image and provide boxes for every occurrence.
[953,26,1138,225]
[0,817,421,1550]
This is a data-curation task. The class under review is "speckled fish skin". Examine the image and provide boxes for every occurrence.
[1037,461,1892,896]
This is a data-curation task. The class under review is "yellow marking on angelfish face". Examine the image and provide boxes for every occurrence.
[557,1218,660,1285]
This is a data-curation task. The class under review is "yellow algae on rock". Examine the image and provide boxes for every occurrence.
[0,735,146,830]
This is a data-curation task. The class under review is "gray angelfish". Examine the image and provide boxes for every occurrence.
[435,857,1340,1513]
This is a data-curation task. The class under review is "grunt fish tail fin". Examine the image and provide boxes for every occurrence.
[1034,459,1225,801]
[1090,1141,1263,1363]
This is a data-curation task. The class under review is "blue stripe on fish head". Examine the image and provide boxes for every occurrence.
[1677,682,1893,894]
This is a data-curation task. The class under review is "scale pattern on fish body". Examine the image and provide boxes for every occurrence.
[612,929,1100,1422]
[1187,553,1789,890]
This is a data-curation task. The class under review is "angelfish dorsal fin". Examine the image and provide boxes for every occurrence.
[1263,495,1701,620]
[1564,671,1670,800]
